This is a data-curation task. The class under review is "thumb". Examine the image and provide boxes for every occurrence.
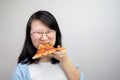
[57,45,61,48]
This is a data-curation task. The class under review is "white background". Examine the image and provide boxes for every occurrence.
[0,0,120,80]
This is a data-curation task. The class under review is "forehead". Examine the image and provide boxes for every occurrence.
[31,20,50,31]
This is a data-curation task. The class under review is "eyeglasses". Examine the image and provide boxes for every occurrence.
[30,30,56,38]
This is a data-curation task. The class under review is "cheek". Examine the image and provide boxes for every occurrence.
[50,37,56,46]
[31,36,39,48]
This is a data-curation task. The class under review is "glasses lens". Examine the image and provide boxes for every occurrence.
[47,30,56,38]
[31,30,56,38]
[31,32,42,37]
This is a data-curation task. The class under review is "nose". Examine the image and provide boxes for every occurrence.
[40,33,48,41]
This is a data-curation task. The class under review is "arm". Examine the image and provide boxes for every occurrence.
[60,56,80,80]
[52,50,80,80]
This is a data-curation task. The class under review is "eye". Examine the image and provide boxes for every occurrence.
[31,32,42,35]
[36,32,43,34]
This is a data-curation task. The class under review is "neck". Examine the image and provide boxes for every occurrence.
[40,56,51,62]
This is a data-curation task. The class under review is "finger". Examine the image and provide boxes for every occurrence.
[57,45,60,48]
[54,51,63,55]
[49,54,53,57]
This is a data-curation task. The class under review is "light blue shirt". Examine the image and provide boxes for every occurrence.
[13,63,85,80]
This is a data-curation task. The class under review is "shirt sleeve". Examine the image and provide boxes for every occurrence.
[12,63,30,80]
[80,71,85,80]
[75,65,85,80]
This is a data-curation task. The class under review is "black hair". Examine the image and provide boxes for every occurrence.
[18,10,62,64]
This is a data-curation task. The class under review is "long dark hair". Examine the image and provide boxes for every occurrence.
[18,10,62,64]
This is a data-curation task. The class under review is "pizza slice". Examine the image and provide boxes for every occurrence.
[32,42,65,59]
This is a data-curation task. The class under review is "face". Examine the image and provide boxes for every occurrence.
[30,20,56,48]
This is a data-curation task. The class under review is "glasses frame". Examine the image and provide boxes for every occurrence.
[30,29,56,38]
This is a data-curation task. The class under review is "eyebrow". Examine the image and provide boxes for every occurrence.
[31,29,53,33]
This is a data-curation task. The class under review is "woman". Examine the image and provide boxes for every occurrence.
[13,10,84,80]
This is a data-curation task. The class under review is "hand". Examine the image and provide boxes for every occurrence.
[51,45,68,62]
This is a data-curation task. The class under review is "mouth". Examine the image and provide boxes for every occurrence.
[40,42,50,44]
[38,42,51,46]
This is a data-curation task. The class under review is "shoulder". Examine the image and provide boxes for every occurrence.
[15,63,29,74]
[12,63,30,80]
[17,63,28,69]
[14,63,28,73]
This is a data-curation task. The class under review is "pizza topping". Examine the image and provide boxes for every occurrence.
[32,42,66,59]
